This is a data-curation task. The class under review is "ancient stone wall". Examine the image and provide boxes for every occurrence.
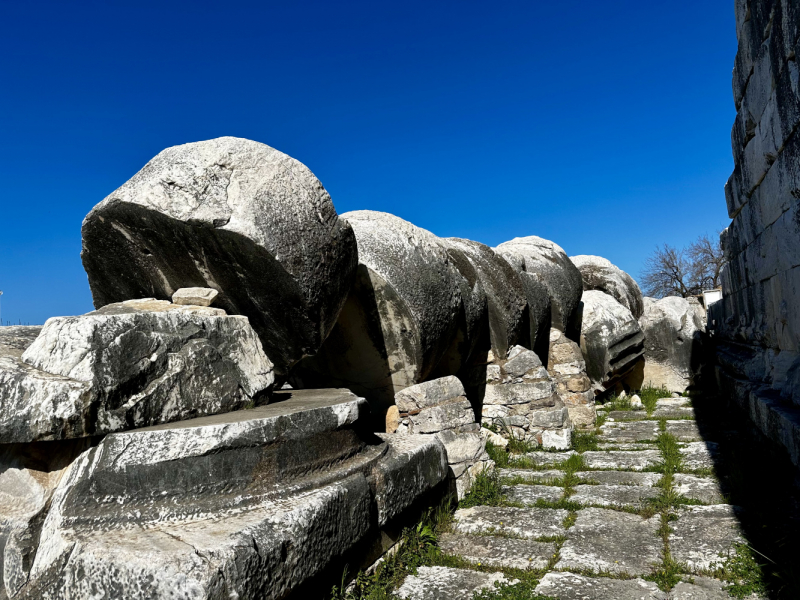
[713,0,800,466]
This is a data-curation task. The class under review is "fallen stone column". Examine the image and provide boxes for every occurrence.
[579,290,645,395]
[570,255,644,319]
[81,137,358,379]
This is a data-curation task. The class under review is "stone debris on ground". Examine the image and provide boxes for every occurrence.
[397,395,766,600]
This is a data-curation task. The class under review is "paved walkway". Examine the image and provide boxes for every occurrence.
[396,398,767,599]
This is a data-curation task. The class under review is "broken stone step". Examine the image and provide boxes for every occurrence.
[453,505,568,539]
[555,507,662,575]
[599,420,659,443]
[669,505,745,571]
[666,420,704,442]
[575,471,660,487]
[502,484,563,504]
[570,484,660,508]
[497,468,564,484]
[581,450,661,471]
[604,410,648,422]
[518,450,576,466]
[652,406,695,419]
[438,533,556,570]
[673,474,726,504]
[395,566,516,599]
[680,442,720,471]
[534,571,666,599]
[656,398,691,408]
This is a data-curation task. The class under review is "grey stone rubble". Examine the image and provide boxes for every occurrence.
[548,328,596,428]
[640,296,706,394]
[399,398,764,600]
[480,345,573,449]
[171,286,219,306]
[0,298,275,443]
[391,376,492,500]
[579,290,645,394]
[81,137,358,380]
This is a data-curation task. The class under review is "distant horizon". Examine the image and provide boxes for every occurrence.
[0,0,736,325]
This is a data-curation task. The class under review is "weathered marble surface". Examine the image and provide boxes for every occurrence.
[571,254,644,319]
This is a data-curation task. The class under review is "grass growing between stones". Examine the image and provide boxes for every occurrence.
[707,543,769,599]
[571,430,599,452]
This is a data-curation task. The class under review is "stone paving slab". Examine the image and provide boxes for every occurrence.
[534,571,666,599]
[395,566,516,599]
[656,398,691,408]
[596,442,656,451]
[680,442,720,471]
[438,533,556,570]
[556,507,662,575]
[599,420,660,443]
[519,450,576,466]
[673,474,726,504]
[582,450,661,471]
[605,410,648,421]
[652,406,695,419]
[453,506,568,539]
[502,484,563,504]
[497,468,563,484]
[575,471,660,487]
[670,505,745,571]
[571,484,660,508]
[671,576,764,599]
[666,420,703,441]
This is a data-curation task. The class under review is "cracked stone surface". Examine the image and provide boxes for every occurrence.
[497,468,563,483]
[438,533,556,570]
[575,471,660,487]
[599,421,660,443]
[673,474,726,505]
[519,450,576,466]
[671,576,766,599]
[670,505,745,571]
[666,420,703,441]
[395,566,516,599]
[596,442,655,451]
[652,406,695,419]
[556,507,662,575]
[502,484,563,504]
[535,572,666,599]
[680,442,720,471]
[570,484,660,508]
[656,398,691,408]
[452,506,568,539]
[581,450,661,471]
[605,410,648,421]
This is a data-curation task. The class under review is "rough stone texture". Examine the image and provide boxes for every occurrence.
[80,137,357,379]
[673,474,726,505]
[291,211,464,414]
[396,566,516,600]
[581,450,661,471]
[599,421,660,443]
[438,533,556,570]
[501,484,563,504]
[666,420,703,441]
[579,290,645,394]
[670,505,745,571]
[0,300,274,443]
[605,410,648,422]
[672,576,766,599]
[519,450,576,466]
[639,297,706,394]
[497,468,563,483]
[442,238,529,360]
[575,471,660,487]
[548,329,595,428]
[0,327,42,359]
[556,508,661,575]
[680,442,720,471]
[479,346,572,448]
[571,255,645,319]
[570,484,660,508]
[391,377,490,500]
[535,572,666,600]
[452,506,568,539]
[495,236,583,337]
[171,287,218,306]
[15,390,449,599]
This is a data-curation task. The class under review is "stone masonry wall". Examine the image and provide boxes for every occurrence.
[713,0,800,466]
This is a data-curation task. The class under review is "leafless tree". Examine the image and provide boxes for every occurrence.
[640,234,725,299]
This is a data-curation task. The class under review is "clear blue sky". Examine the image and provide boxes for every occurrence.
[0,0,736,325]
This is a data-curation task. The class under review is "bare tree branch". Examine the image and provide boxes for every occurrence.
[640,234,726,298]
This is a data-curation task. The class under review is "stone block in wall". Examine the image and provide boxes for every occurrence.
[548,328,595,429]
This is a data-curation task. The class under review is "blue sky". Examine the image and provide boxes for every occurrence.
[0,0,736,325]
